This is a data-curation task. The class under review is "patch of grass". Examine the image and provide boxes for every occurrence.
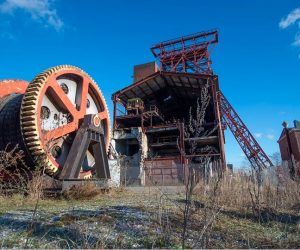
[210,210,300,248]
[0,177,299,249]
[96,214,115,223]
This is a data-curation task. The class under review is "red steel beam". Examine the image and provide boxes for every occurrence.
[150,30,218,74]
[218,91,273,171]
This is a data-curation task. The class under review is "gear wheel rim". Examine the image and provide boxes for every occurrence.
[20,65,110,179]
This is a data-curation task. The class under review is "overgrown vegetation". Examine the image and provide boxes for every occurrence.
[0,85,299,248]
[0,173,299,249]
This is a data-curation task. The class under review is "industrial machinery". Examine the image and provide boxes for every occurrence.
[0,65,110,181]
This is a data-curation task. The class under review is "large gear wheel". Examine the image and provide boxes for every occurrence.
[19,65,110,179]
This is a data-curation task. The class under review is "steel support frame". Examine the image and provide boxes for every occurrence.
[211,77,226,170]
[150,30,218,75]
[59,115,110,180]
[218,92,273,171]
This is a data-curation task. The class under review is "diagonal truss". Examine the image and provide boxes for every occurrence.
[218,91,273,171]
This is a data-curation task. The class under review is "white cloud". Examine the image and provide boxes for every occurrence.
[254,132,263,138]
[279,8,300,29]
[266,134,275,140]
[0,0,63,31]
[293,33,300,46]
[280,7,300,57]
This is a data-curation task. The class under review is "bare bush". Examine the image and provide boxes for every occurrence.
[0,146,31,195]
[181,82,220,248]
[63,182,102,200]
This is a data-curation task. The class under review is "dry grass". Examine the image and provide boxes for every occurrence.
[0,159,299,249]
[63,182,103,200]
[194,172,300,212]
[181,171,300,248]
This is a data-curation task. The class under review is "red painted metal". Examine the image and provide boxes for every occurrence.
[150,30,218,74]
[218,91,273,170]
[0,80,28,97]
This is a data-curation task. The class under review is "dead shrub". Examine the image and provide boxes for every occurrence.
[0,146,31,195]
[63,182,102,200]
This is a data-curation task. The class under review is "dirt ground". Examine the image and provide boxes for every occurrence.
[0,186,299,249]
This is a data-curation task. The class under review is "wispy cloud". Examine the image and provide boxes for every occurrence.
[254,132,275,140]
[293,33,300,46]
[0,0,63,31]
[279,7,300,57]
[279,8,300,29]
[266,134,275,140]
[254,132,263,138]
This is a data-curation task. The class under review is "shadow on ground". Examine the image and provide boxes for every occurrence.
[0,205,161,248]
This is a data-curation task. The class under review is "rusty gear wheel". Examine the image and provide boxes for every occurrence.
[20,65,110,179]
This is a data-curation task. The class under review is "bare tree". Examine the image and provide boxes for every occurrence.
[270,152,281,167]
[181,82,219,248]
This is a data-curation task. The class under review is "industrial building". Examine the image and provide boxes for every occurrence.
[278,120,300,179]
[111,30,273,186]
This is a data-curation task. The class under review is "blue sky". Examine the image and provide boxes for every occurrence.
[0,0,299,168]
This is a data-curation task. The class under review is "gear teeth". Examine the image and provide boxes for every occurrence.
[22,100,37,106]
[31,150,43,156]
[22,126,36,132]
[21,107,35,113]
[21,121,35,126]
[23,96,37,101]
[24,131,38,136]
[21,111,36,116]
[20,65,111,179]
[24,135,39,141]
[27,141,40,147]
[28,145,43,151]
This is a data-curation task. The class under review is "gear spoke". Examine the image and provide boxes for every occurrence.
[79,77,89,116]
[43,121,77,142]
[48,79,78,118]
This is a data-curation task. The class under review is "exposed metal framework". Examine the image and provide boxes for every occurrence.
[219,92,273,170]
[111,29,272,186]
[150,29,273,171]
[150,30,218,74]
